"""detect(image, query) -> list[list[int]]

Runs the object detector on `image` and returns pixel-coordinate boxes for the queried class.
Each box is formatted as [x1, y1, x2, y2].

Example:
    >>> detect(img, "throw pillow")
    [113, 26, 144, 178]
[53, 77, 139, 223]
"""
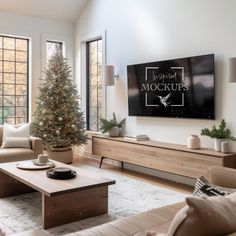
[193, 176, 236, 197]
[167, 205, 188, 236]
[174, 192, 236, 236]
[2, 123, 30, 148]
[2, 137, 31, 149]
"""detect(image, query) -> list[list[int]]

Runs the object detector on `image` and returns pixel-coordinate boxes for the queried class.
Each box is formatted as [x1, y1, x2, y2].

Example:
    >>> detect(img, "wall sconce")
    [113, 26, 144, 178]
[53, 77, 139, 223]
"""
[104, 65, 119, 86]
[229, 58, 236, 82]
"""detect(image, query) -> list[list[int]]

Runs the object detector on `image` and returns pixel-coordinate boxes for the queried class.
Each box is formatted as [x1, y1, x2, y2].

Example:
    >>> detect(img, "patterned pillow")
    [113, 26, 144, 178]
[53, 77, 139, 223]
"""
[193, 176, 236, 197]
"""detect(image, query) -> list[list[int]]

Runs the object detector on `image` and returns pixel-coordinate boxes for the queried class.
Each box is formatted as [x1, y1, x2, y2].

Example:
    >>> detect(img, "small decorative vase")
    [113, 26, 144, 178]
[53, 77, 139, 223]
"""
[213, 138, 225, 152]
[109, 127, 120, 137]
[221, 141, 230, 153]
[187, 135, 201, 149]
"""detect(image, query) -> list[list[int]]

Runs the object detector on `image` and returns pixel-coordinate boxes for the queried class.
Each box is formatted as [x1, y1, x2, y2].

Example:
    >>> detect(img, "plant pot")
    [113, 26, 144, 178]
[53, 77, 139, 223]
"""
[213, 138, 225, 152]
[47, 147, 73, 164]
[109, 127, 120, 137]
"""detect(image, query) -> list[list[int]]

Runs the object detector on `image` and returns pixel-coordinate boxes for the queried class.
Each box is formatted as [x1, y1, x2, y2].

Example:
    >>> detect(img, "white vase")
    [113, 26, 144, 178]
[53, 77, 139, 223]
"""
[109, 127, 120, 137]
[221, 141, 230, 153]
[213, 138, 225, 152]
[187, 135, 201, 149]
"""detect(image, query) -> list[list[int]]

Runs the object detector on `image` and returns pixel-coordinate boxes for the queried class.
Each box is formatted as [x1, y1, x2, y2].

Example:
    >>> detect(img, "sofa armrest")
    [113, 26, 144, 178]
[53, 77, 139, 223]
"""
[208, 166, 236, 188]
[30, 136, 43, 158]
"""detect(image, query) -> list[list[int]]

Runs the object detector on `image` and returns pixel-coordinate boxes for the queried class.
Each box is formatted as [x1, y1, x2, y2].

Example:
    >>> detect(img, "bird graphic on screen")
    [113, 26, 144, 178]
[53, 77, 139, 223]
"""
[157, 93, 171, 107]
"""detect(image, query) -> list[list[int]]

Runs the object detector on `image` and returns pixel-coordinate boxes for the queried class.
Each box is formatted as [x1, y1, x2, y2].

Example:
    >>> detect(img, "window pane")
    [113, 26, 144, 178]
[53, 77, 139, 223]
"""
[16, 63, 27, 73]
[87, 39, 102, 131]
[16, 39, 27, 51]
[16, 96, 27, 106]
[16, 117, 27, 124]
[16, 74, 27, 84]
[4, 117, 15, 124]
[4, 50, 15, 61]
[0, 35, 28, 124]
[16, 51, 27, 62]
[4, 62, 15, 73]
[4, 96, 15, 106]
[16, 106, 27, 117]
[4, 38, 15, 50]
[4, 107, 15, 117]
[4, 73, 15, 83]
[16, 84, 27, 95]
[46, 41, 63, 64]
[4, 84, 15, 95]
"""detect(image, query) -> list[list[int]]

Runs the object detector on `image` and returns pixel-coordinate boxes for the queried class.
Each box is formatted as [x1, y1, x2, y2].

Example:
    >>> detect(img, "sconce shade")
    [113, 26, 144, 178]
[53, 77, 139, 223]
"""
[104, 65, 115, 86]
[229, 58, 236, 82]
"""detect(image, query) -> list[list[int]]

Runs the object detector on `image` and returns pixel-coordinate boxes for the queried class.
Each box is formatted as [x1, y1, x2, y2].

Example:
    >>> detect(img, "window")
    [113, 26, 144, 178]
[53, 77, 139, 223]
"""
[0, 35, 29, 124]
[86, 39, 102, 131]
[46, 41, 63, 64]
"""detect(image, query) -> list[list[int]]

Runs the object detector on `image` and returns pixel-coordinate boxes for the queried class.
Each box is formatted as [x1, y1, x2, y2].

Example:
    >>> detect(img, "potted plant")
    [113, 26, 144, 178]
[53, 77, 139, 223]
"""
[100, 113, 125, 137]
[201, 119, 234, 151]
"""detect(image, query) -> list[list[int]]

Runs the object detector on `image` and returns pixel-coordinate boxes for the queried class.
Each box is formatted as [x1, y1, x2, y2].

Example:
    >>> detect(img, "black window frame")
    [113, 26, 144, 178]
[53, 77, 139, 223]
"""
[0, 35, 29, 124]
[86, 38, 102, 131]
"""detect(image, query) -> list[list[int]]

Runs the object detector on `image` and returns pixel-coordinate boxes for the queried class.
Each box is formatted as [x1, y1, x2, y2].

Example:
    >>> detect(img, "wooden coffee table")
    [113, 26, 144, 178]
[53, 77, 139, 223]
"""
[0, 160, 115, 229]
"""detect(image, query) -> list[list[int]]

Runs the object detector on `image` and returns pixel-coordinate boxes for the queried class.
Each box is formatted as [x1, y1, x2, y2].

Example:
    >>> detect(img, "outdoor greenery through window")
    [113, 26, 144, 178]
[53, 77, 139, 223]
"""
[46, 41, 63, 64]
[0, 35, 29, 124]
[86, 39, 102, 131]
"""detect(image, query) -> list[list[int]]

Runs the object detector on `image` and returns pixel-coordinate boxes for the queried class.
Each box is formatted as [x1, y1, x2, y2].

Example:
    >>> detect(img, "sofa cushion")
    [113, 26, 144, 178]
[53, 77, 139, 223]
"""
[2, 137, 31, 149]
[0, 148, 35, 163]
[2, 123, 30, 147]
[175, 193, 236, 236]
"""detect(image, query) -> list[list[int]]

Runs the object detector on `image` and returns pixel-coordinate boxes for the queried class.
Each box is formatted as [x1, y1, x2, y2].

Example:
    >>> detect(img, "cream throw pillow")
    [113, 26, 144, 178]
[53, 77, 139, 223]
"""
[2, 137, 31, 149]
[174, 192, 236, 236]
[2, 123, 30, 148]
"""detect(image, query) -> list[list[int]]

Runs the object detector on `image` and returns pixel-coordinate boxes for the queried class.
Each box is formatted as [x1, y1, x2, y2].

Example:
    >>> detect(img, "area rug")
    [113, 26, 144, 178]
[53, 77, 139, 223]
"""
[0, 163, 188, 235]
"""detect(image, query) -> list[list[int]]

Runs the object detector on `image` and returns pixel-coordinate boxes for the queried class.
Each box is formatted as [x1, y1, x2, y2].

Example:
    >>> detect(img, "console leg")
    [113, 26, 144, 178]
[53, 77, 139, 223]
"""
[99, 156, 105, 168]
[121, 161, 124, 170]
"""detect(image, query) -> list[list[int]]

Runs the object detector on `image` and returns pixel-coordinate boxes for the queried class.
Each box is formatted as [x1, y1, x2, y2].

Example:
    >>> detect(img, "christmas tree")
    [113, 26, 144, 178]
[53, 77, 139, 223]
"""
[31, 51, 87, 150]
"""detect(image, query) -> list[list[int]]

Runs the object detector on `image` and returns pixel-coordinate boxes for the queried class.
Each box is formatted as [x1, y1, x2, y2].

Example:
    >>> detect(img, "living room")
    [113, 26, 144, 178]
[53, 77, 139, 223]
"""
[0, 0, 236, 235]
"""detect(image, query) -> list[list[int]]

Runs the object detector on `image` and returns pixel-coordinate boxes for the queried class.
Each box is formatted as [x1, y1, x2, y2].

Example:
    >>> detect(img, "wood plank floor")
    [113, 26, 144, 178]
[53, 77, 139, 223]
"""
[73, 154, 193, 194]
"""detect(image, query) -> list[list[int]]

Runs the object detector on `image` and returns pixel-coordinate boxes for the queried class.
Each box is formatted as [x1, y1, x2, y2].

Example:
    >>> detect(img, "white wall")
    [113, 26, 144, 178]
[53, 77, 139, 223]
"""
[0, 12, 75, 116]
[75, 0, 236, 152]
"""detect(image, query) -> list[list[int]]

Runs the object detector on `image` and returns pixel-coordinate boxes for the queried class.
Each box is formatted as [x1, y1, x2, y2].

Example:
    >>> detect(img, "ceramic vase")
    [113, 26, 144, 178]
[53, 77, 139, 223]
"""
[213, 138, 225, 152]
[221, 141, 230, 153]
[187, 135, 201, 149]
[109, 127, 120, 137]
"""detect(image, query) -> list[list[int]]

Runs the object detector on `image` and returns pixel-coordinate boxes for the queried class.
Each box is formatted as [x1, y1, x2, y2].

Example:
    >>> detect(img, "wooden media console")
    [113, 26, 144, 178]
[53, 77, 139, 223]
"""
[92, 135, 236, 179]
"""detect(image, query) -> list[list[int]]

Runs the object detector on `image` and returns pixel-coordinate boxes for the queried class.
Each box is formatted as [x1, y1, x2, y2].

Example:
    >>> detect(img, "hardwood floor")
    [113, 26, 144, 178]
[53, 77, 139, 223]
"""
[73, 154, 193, 194]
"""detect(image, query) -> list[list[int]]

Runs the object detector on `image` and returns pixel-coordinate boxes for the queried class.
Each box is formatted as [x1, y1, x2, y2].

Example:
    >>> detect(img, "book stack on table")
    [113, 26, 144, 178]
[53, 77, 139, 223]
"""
[124, 134, 149, 141]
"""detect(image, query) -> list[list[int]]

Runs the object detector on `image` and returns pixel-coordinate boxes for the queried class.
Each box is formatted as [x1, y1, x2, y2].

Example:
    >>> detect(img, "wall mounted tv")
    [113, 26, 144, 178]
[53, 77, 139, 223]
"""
[127, 54, 215, 119]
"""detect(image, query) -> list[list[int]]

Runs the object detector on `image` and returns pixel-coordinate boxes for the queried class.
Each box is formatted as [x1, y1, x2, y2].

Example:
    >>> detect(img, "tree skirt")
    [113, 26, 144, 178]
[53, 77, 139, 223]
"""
[0, 164, 188, 235]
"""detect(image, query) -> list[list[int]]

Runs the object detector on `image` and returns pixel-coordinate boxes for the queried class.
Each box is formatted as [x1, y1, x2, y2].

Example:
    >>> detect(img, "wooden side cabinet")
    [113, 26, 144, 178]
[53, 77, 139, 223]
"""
[92, 135, 236, 179]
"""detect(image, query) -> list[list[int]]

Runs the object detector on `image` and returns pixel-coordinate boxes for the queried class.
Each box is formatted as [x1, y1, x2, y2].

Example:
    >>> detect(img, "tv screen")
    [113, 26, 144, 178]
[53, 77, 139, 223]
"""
[127, 54, 215, 119]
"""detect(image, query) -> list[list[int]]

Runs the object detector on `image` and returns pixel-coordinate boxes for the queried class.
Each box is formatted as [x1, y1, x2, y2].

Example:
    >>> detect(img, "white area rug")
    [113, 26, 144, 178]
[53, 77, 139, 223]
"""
[0, 163, 188, 235]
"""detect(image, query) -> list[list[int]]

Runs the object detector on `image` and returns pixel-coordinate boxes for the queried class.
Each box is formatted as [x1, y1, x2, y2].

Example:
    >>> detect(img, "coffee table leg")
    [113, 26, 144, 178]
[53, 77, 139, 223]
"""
[0, 171, 35, 197]
[42, 186, 108, 229]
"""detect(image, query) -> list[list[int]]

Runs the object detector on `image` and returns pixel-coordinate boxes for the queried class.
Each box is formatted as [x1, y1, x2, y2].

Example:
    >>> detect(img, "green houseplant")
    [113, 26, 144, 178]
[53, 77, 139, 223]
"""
[201, 119, 234, 151]
[100, 113, 126, 137]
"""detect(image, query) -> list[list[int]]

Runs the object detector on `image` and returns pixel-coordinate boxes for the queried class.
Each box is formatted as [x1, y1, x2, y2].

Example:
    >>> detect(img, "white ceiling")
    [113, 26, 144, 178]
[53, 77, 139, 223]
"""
[0, 0, 89, 23]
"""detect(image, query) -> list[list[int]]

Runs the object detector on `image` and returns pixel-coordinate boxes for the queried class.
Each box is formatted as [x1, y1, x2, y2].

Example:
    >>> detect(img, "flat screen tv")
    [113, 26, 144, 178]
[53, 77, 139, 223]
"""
[127, 54, 215, 119]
